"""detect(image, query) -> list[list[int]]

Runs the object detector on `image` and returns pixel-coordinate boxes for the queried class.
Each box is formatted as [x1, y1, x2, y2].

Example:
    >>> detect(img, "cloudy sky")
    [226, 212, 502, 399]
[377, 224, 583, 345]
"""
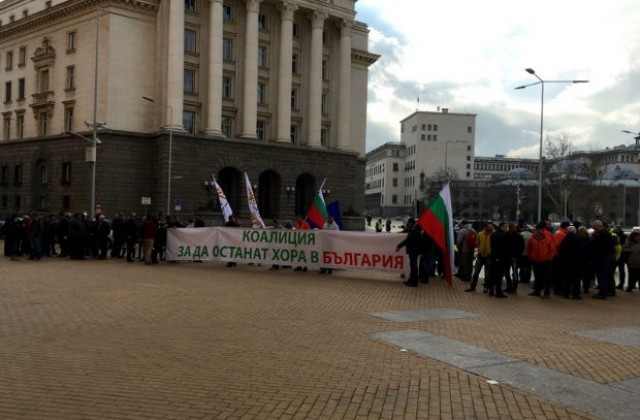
[355, 0, 640, 158]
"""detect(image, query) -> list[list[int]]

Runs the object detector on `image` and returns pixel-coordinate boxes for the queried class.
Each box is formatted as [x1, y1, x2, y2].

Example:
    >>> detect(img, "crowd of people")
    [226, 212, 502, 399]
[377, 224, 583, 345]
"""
[396, 217, 637, 300]
[1, 212, 188, 265]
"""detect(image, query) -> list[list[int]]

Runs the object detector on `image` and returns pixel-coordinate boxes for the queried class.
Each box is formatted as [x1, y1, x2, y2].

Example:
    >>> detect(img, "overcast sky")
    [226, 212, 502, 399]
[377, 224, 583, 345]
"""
[355, 0, 640, 158]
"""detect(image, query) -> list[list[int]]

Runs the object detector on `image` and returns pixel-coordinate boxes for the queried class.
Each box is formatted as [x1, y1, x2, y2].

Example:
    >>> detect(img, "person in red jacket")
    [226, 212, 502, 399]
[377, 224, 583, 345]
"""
[527, 221, 555, 298]
[141, 215, 158, 265]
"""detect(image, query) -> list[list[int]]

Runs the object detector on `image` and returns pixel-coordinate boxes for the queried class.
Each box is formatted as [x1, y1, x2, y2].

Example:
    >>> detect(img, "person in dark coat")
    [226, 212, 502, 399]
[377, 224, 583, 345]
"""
[124, 212, 139, 262]
[488, 222, 509, 298]
[111, 213, 125, 258]
[68, 213, 86, 260]
[95, 215, 111, 259]
[396, 218, 422, 287]
[557, 226, 584, 299]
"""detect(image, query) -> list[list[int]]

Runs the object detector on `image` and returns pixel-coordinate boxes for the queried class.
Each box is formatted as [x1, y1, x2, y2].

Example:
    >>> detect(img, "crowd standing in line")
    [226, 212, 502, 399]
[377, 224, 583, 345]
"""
[3, 210, 638, 299]
[395, 215, 636, 300]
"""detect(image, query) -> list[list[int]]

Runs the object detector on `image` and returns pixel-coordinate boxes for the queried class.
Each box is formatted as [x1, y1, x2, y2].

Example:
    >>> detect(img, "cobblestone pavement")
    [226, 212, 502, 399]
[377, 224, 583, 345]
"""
[1, 253, 639, 420]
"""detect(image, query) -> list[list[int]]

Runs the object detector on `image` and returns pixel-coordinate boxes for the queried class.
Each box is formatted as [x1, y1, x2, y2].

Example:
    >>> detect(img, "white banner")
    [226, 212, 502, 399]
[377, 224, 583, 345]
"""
[166, 228, 407, 272]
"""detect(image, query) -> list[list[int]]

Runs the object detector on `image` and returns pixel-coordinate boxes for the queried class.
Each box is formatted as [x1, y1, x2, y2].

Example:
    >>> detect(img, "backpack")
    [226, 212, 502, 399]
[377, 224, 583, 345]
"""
[466, 228, 477, 248]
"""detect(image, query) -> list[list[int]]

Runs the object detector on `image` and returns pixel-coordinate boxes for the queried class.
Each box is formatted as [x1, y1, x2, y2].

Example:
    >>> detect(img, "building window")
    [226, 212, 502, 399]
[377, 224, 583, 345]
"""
[468, 126, 472, 133]
[185, 0, 196, 12]
[322, 59, 329, 80]
[258, 14, 267, 30]
[321, 93, 328, 115]
[392, 195, 398, 204]
[183, 110, 196, 134]
[421, 134, 425, 141]
[62, 195, 71, 209]
[62, 162, 72, 185]
[221, 116, 231, 137]
[222, 38, 233, 60]
[16, 114, 24, 139]
[65, 66, 75, 90]
[184, 68, 196, 93]
[290, 126, 297, 144]
[433, 134, 437, 141]
[392, 178, 398, 187]
[467, 145, 471, 151]
[67, 31, 76, 52]
[421, 124, 426, 130]
[14, 164, 22, 185]
[0, 165, 8, 185]
[256, 120, 266, 141]
[292, 22, 299, 37]
[320, 127, 328, 146]
[291, 89, 298, 110]
[222, 75, 232, 98]
[5, 51, 13, 71]
[223, 4, 232, 21]
[64, 106, 74, 132]
[433, 124, 438, 131]
[322, 30, 328, 45]
[185, 29, 197, 54]
[257, 83, 266, 104]
[292, 53, 299, 74]
[393, 162, 398, 172]
[39, 69, 49, 92]
[39, 112, 48, 136]
[4, 82, 11, 103]
[3, 115, 10, 140]
[17, 78, 25, 100]
[18, 46, 26, 66]
[39, 196, 47, 211]
[14, 195, 21, 208]
[22, 9, 28, 18]
[258, 45, 267, 68]
[39, 164, 48, 184]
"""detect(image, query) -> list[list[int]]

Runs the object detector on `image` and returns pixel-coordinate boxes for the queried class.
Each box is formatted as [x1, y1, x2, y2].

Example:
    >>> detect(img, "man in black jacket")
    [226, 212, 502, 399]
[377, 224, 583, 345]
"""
[489, 222, 509, 298]
[396, 218, 422, 287]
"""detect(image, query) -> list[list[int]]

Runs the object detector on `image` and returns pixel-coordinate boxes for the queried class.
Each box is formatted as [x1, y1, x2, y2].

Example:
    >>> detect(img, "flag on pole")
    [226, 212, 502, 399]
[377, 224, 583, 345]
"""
[212, 175, 233, 223]
[305, 179, 329, 229]
[417, 183, 455, 286]
[244, 172, 266, 228]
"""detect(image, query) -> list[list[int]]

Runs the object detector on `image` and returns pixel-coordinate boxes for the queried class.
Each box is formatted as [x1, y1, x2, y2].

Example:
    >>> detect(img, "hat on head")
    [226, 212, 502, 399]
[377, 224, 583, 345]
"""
[536, 221, 546, 229]
[560, 221, 571, 228]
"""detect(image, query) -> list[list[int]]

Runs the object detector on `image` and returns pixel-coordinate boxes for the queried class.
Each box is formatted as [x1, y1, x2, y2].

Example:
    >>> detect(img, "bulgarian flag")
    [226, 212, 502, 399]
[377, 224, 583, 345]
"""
[417, 183, 455, 286]
[305, 180, 329, 229]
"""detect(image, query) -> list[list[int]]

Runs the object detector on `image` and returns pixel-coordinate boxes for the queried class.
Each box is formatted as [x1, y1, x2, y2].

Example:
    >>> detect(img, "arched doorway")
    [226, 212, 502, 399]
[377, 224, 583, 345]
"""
[258, 170, 280, 219]
[218, 167, 242, 217]
[295, 173, 316, 217]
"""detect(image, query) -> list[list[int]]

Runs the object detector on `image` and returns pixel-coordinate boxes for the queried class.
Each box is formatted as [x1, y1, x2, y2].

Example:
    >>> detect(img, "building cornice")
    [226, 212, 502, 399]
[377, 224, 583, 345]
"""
[352, 48, 379, 67]
[0, 0, 158, 40]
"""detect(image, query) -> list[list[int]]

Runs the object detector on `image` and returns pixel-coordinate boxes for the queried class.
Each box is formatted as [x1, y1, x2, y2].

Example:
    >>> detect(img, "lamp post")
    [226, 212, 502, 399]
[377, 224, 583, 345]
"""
[143, 96, 174, 216]
[515, 68, 588, 222]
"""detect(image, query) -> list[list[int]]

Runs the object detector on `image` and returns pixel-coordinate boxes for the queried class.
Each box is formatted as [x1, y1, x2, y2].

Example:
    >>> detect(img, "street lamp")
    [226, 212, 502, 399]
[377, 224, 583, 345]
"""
[515, 68, 588, 222]
[142, 96, 174, 216]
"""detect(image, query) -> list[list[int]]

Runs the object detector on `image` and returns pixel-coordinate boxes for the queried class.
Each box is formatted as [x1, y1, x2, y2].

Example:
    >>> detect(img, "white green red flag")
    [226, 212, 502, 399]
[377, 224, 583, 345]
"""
[417, 183, 455, 286]
[212, 175, 233, 223]
[244, 172, 266, 228]
[305, 180, 329, 229]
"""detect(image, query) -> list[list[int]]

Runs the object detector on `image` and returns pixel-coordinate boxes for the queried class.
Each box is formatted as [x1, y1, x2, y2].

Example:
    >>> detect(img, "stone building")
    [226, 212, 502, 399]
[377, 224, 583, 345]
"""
[0, 0, 378, 227]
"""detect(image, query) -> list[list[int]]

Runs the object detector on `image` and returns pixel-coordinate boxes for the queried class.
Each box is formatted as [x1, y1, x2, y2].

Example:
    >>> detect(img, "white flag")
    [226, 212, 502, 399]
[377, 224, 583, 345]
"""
[244, 172, 266, 228]
[212, 175, 233, 223]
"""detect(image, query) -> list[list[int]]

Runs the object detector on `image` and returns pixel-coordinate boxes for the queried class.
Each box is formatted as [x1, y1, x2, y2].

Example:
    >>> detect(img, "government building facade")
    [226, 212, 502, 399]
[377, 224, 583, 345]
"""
[0, 0, 378, 227]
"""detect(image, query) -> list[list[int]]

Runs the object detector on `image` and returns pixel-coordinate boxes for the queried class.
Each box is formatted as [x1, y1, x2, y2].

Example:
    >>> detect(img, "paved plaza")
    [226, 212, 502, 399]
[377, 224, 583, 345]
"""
[1, 252, 639, 419]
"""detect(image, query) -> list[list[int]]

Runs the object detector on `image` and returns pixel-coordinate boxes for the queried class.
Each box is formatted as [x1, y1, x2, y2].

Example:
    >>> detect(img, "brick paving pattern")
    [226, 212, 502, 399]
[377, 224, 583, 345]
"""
[1, 254, 638, 419]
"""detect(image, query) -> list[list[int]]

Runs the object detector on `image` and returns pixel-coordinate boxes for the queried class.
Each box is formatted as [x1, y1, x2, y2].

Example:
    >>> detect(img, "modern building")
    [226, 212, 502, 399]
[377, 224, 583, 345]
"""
[365, 108, 477, 217]
[0, 0, 379, 227]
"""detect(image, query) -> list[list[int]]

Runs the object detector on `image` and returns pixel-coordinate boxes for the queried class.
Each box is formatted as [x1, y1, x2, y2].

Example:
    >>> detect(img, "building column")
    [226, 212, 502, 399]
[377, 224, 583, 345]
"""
[275, 1, 298, 143]
[167, 0, 185, 129]
[204, 0, 224, 136]
[306, 11, 327, 147]
[240, 0, 261, 139]
[336, 19, 353, 150]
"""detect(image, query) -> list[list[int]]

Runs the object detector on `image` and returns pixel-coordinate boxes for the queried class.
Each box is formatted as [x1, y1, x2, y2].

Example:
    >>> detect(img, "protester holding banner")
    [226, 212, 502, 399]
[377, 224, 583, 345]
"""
[225, 215, 239, 267]
[396, 218, 422, 287]
[320, 216, 339, 275]
[293, 215, 310, 272]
